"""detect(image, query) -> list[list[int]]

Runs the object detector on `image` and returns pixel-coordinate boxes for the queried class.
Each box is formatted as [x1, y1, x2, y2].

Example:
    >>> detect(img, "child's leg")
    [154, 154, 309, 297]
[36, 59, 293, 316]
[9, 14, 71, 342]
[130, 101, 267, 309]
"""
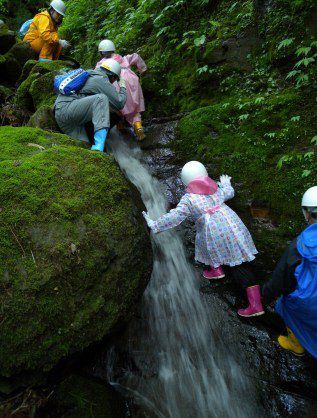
[127, 113, 145, 141]
[229, 262, 264, 317]
[229, 262, 254, 289]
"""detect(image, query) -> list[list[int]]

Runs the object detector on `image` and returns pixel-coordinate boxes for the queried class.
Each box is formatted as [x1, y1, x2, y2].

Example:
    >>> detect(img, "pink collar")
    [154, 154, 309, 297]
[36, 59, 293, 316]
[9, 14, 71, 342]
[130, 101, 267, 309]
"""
[186, 176, 218, 195]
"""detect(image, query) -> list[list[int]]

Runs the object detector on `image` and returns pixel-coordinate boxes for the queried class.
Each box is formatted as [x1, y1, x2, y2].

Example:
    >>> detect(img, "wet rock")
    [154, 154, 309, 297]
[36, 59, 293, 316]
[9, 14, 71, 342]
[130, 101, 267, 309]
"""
[204, 28, 262, 71]
[201, 284, 317, 416]
[0, 42, 36, 84]
[0, 21, 16, 55]
[0, 126, 152, 382]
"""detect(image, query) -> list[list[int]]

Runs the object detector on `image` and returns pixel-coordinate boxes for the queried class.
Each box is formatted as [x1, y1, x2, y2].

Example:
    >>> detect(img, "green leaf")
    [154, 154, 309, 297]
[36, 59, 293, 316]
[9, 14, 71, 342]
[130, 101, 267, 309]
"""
[254, 97, 264, 104]
[304, 151, 314, 159]
[264, 132, 276, 138]
[296, 46, 311, 56]
[295, 57, 315, 67]
[238, 114, 249, 121]
[286, 70, 300, 79]
[290, 116, 300, 122]
[311, 136, 317, 145]
[277, 155, 292, 169]
[277, 38, 294, 50]
[302, 170, 311, 178]
[194, 35, 206, 47]
[196, 65, 209, 74]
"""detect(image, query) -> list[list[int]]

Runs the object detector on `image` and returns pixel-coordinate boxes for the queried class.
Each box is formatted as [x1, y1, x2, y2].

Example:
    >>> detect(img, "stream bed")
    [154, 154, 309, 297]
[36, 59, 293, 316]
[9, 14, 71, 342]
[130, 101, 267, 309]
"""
[87, 122, 317, 418]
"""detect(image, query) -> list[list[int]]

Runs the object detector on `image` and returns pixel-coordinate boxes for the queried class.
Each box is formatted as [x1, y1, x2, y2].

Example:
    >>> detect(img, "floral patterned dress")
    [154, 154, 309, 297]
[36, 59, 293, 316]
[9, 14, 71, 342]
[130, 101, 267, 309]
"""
[151, 184, 258, 267]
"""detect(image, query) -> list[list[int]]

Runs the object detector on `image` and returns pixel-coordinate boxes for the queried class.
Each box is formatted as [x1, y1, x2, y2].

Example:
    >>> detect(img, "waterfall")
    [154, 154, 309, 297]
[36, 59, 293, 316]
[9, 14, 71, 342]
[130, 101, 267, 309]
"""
[108, 131, 258, 418]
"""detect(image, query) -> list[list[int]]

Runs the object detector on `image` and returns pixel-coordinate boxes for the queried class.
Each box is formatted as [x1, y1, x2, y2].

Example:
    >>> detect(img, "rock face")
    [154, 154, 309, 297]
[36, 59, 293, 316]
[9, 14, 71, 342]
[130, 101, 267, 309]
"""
[14, 60, 75, 129]
[0, 42, 36, 84]
[0, 21, 16, 54]
[0, 126, 152, 379]
[204, 28, 262, 71]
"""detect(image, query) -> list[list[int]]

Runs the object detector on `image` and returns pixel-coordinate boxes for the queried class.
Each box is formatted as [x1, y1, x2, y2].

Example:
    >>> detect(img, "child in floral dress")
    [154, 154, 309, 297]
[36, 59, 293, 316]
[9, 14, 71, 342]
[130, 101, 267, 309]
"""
[143, 161, 265, 317]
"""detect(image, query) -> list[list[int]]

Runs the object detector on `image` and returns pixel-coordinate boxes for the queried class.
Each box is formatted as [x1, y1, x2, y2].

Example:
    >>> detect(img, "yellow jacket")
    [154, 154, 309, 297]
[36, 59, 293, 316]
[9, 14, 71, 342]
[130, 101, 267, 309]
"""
[24, 11, 59, 45]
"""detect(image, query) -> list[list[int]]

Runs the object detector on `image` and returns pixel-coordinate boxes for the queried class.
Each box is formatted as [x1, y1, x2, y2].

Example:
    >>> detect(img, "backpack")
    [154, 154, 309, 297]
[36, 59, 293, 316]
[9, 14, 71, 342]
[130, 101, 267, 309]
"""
[19, 19, 33, 39]
[54, 68, 90, 95]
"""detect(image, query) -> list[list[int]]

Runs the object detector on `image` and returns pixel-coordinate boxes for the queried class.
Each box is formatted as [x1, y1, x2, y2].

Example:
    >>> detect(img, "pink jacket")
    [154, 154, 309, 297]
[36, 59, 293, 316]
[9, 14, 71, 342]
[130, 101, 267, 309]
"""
[96, 53, 147, 118]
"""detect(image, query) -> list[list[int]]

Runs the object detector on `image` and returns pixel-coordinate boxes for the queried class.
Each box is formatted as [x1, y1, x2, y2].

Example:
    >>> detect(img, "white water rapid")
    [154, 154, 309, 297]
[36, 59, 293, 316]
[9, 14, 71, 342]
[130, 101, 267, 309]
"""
[108, 131, 259, 418]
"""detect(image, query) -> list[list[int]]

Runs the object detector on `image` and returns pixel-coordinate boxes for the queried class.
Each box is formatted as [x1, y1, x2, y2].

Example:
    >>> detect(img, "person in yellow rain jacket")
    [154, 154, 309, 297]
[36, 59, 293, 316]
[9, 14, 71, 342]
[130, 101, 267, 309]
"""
[24, 0, 70, 62]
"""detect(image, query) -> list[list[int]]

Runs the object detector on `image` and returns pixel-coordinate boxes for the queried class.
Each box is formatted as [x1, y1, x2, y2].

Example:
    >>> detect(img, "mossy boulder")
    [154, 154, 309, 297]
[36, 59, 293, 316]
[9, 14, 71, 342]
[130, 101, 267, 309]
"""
[0, 21, 15, 54]
[175, 88, 316, 269]
[27, 105, 60, 131]
[15, 60, 72, 113]
[0, 42, 36, 84]
[0, 126, 151, 379]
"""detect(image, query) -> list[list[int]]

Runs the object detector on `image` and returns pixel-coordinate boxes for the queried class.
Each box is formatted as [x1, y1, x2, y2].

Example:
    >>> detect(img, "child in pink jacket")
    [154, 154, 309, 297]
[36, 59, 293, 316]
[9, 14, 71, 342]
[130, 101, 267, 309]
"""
[96, 39, 147, 140]
[143, 161, 265, 318]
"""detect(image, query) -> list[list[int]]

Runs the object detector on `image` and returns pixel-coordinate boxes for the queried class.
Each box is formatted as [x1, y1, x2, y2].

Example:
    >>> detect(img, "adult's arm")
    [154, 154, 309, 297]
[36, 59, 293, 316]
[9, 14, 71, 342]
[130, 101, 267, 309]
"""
[93, 76, 127, 110]
[261, 238, 300, 305]
[38, 14, 59, 44]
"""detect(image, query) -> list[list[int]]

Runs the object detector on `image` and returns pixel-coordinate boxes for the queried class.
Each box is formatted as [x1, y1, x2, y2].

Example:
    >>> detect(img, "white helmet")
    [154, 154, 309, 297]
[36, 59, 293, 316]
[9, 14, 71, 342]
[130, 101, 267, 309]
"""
[302, 186, 317, 220]
[50, 0, 66, 16]
[181, 161, 208, 185]
[98, 39, 116, 53]
[100, 58, 121, 79]
[302, 186, 317, 207]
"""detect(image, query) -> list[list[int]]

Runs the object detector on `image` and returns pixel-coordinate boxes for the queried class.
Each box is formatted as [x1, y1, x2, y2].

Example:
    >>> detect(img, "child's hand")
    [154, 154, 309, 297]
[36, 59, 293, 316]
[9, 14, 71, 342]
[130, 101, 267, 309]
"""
[142, 211, 155, 229]
[219, 174, 232, 186]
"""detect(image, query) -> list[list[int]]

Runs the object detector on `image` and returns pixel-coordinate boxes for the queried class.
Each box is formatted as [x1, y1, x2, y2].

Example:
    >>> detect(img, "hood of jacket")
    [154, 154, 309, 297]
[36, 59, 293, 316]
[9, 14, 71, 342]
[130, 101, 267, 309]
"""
[297, 222, 317, 263]
[186, 176, 218, 195]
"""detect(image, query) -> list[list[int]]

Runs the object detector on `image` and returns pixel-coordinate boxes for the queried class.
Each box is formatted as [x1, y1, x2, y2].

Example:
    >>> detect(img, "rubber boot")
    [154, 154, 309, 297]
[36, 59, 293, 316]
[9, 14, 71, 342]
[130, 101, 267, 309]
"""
[133, 121, 146, 141]
[278, 328, 305, 356]
[238, 285, 265, 317]
[203, 266, 225, 280]
[91, 128, 109, 152]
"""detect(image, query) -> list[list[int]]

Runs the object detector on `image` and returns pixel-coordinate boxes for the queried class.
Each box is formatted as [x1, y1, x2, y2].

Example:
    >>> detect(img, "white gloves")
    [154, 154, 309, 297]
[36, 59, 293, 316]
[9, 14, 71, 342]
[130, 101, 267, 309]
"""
[219, 174, 232, 187]
[118, 78, 126, 89]
[59, 39, 70, 49]
[142, 211, 155, 229]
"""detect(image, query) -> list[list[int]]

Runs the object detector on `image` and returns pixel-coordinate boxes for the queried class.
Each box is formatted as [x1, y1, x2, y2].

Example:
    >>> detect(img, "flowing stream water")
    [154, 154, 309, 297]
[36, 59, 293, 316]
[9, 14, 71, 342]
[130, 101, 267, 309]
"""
[108, 132, 259, 418]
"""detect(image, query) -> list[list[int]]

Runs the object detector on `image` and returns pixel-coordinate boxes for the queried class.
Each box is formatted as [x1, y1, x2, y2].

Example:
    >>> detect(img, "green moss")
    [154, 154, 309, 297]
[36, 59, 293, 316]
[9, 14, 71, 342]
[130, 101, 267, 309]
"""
[0, 126, 151, 378]
[175, 88, 316, 267]
[15, 60, 72, 112]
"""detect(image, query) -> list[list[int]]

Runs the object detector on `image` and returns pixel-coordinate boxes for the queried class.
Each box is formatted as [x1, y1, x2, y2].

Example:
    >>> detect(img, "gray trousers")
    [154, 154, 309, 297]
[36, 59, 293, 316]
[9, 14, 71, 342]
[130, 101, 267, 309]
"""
[55, 94, 110, 143]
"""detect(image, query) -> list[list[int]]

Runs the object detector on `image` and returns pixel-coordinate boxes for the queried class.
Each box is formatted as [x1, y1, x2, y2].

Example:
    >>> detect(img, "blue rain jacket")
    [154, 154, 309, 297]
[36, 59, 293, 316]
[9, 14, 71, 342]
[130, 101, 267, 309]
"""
[276, 223, 317, 358]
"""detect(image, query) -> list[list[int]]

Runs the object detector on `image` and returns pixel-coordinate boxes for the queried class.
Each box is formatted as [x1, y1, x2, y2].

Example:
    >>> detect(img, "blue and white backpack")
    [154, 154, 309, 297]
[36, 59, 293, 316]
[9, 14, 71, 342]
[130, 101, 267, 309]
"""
[19, 19, 33, 39]
[54, 68, 90, 95]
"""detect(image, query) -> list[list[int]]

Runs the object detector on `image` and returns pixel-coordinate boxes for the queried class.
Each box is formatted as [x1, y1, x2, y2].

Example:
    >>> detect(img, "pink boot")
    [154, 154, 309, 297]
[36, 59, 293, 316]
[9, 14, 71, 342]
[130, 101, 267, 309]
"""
[203, 266, 225, 280]
[238, 285, 265, 317]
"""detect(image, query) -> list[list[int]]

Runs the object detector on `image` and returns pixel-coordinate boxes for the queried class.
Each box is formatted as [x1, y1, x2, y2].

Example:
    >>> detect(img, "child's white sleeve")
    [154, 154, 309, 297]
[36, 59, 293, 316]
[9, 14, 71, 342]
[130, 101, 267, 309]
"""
[151, 196, 191, 233]
[219, 184, 234, 202]
[218, 175, 235, 202]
